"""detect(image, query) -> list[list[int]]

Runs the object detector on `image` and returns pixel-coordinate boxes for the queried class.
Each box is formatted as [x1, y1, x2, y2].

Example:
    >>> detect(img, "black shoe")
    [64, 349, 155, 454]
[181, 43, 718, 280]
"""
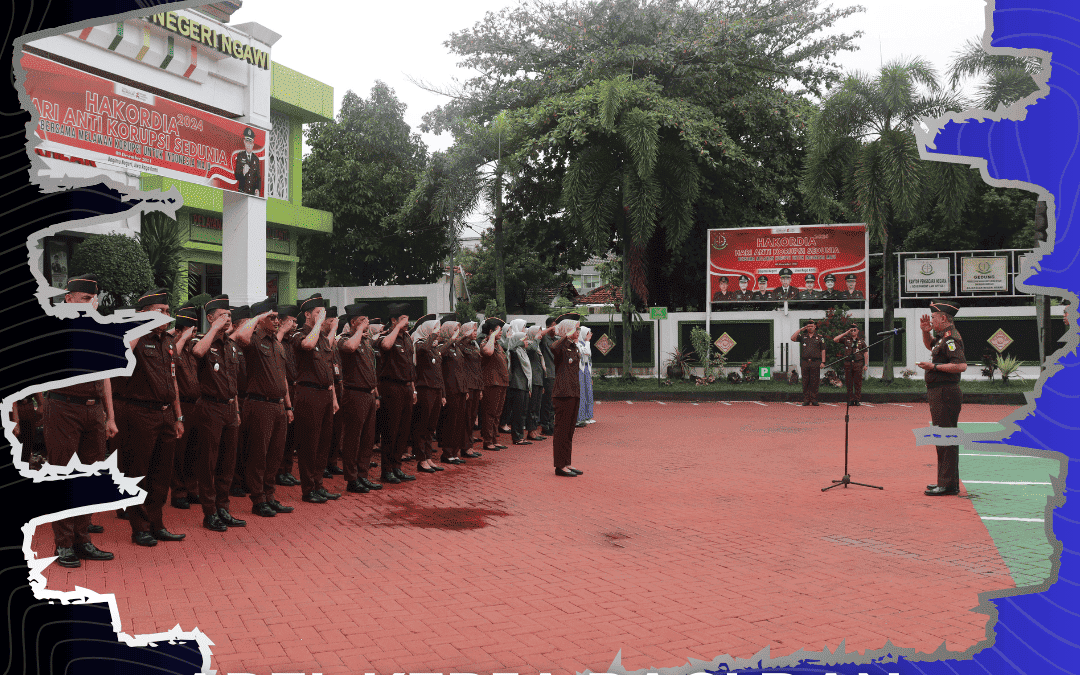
[75, 542, 115, 560]
[542, 428, 555, 436]
[327, 464, 344, 475]
[346, 480, 370, 493]
[473, 437, 482, 443]
[87, 524, 104, 534]
[430, 464, 445, 471]
[116, 508, 127, 519]
[532, 435, 548, 441]
[284, 473, 300, 485]
[132, 531, 158, 546]
[171, 497, 190, 510]
[370, 460, 379, 468]
[513, 440, 532, 445]
[924, 486, 960, 496]
[153, 528, 186, 541]
[55, 547, 80, 568]
[575, 422, 587, 428]
[494, 444, 508, 449]
[811, 402, 820, 406]
[229, 485, 246, 498]
[393, 468, 416, 482]
[315, 487, 341, 500]
[401, 454, 416, 462]
[252, 502, 277, 517]
[567, 467, 583, 475]
[380, 472, 401, 484]
[555, 468, 577, 477]
[302, 490, 328, 503]
[927, 484, 938, 490]
[850, 401, 861, 406]
[275, 474, 294, 486]
[801, 402, 812, 406]
[358, 477, 383, 490]
[323, 468, 334, 478]
[217, 508, 247, 527]
[267, 499, 294, 513]
[417, 463, 438, 473]
[463, 451, 482, 458]
[202, 513, 228, 532]
[187, 494, 201, 504]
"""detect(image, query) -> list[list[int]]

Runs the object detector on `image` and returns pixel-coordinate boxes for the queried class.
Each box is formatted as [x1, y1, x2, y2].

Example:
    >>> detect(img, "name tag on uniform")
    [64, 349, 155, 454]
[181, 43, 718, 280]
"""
[144, 343, 157, 349]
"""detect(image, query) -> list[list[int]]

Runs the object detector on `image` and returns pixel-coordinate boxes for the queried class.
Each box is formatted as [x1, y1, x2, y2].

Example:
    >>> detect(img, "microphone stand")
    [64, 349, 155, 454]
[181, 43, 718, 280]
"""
[820, 331, 899, 492]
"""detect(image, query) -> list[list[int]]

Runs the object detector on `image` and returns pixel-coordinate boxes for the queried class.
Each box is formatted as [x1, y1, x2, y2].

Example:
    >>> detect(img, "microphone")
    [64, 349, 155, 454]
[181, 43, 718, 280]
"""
[877, 326, 906, 336]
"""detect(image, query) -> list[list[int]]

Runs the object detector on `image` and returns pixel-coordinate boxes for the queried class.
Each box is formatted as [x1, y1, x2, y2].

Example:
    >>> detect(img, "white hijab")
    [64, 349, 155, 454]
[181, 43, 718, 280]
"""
[555, 318, 579, 338]
[577, 326, 592, 371]
[507, 330, 532, 389]
[411, 319, 440, 342]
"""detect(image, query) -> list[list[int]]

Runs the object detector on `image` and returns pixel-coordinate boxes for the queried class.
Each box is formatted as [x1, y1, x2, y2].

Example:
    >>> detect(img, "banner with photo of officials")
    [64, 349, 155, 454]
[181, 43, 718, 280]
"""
[707, 224, 868, 307]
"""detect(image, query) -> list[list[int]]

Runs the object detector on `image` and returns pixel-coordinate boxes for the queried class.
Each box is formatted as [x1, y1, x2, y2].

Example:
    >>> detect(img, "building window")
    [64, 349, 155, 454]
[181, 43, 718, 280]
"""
[583, 274, 600, 292]
[267, 111, 290, 200]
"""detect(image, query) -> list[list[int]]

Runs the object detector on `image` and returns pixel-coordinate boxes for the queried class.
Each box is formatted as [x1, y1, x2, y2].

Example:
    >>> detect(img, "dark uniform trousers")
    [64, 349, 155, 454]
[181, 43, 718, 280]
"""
[441, 391, 467, 453]
[341, 389, 378, 483]
[506, 387, 529, 442]
[539, 377, 556, 433]
[378, 380, 413, 471]
[801, 359, 821, 403]
[928, 384, 962, 491]
[552, 396, 580, 467]
[170, 399, 199, 500]
[411, 387, 442, 461]
[117, 400, 177, 534]
[194, 398, 239, 516]
[279, 384, 298, 476]
[526, 384, 544, 432]
[330, 388, 345, 466]
[44, 398, 106, 548]
[466, 389, 482, 447]
[844, 363, 864, 402]
[481, 385, 507, 446]
[293, 385, 335, 494]
[232, 398, 250, 492]
[243, 398, 288, 505]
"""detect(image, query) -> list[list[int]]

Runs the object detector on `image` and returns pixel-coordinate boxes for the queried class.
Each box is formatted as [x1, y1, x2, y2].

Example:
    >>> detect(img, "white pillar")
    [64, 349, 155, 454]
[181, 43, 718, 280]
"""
[222, 190, 266, 305]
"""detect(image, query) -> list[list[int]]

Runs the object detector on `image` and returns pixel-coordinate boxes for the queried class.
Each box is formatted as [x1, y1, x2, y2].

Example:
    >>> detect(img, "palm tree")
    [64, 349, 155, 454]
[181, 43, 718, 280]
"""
[137, 210, 188, 307]
[802, 58, 971, 383]
[948, 37, 1043, 112]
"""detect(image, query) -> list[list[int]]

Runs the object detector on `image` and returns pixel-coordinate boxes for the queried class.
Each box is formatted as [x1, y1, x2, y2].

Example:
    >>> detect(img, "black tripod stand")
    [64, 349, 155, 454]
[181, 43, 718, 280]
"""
[820, 329, 897, 492]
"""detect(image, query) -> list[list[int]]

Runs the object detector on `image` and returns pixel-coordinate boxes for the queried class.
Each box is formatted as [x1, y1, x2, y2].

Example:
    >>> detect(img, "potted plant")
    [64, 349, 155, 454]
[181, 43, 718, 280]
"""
[666, 347, 692, 379]
[996, 354, 1022, 384]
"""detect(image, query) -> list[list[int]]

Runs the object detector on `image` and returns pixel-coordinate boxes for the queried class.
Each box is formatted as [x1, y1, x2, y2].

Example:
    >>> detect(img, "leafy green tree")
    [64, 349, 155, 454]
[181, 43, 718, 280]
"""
[69, 232, 155, 310]
[137, 211, 186, 308]
[801, 57, 971, 383]
[948, 36, 1043, 112]
[300, 83, 453, 286]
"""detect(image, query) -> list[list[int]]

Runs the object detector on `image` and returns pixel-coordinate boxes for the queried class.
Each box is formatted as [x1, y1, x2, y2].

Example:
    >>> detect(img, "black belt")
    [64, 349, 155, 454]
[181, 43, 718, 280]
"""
[247, 393, 285, 404]
[180, 397, 198, 404]
[202, 394, 235, 405]
[297, 381, 331, 389]
[119, 397, 171, 411]
[344, 385, 376, 393]
[46, 392, 100, 406]
[379, 377, 412, 385]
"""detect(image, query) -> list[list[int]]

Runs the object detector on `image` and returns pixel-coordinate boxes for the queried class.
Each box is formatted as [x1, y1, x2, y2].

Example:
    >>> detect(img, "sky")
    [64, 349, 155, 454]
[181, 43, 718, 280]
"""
[232, 0, 992, 232]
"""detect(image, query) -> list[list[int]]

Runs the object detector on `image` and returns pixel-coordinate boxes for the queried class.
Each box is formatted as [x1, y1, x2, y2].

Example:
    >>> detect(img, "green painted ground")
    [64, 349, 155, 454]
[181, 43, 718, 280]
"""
[959, 422, 1061, 589]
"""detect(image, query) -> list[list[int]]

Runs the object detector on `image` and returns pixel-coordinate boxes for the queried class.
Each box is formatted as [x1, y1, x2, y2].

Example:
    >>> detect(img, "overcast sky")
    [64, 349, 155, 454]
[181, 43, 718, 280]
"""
[232, 0, 991, 232]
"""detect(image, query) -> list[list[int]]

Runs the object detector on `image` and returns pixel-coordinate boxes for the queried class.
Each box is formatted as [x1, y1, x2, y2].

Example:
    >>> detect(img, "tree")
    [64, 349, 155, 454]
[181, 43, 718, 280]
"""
[802, 58, 971, 383]
[137, 210, 186, 308]
[69, 232, 155, 310]
[948, 36, 1043, 112]
[299, 83, 453, 287]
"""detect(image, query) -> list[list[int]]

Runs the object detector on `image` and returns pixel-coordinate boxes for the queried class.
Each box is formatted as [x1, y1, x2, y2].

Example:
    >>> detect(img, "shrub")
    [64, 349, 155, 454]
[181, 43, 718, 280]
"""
[69, 232, 155, 310]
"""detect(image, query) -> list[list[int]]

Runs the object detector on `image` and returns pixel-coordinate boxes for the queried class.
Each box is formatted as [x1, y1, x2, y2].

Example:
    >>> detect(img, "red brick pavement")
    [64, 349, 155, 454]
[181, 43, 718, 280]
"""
[32, 401, 1015, 674]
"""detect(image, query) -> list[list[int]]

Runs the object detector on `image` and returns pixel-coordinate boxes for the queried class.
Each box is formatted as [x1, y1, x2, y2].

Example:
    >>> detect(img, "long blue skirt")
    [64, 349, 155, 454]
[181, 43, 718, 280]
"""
[578, 368, 594, 422]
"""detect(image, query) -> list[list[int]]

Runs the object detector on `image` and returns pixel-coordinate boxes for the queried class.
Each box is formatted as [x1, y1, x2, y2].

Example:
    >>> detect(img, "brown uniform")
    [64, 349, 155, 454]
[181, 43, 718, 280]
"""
[797, 333, 826, 403]
[171, 337, 201, 502]
[194, 335, 241, 516]
[289, 328, 336, 494]
[278, 327, 301, 477]
[377, 329, 415, 473]
[441, 342, 469, 453]
[550, 336, 581, 467]
[338, 333, 380, 483]
[412, 337, 445, 461]
[926, 329, 966, 492]
[242, 326, 291, 505]
[461, 341, 484, 449]
[116, 330, 179, 535]
[480, 340, 509, 446]
[44, 379, 107, 548]
[841, 335, 868, 403]
[329, 341, 345, 468]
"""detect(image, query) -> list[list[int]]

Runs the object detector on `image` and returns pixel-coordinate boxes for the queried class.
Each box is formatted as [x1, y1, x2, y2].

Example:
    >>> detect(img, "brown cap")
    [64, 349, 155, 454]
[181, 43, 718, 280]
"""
[929, 300, 959, 318]
[137, 288, 170, 309]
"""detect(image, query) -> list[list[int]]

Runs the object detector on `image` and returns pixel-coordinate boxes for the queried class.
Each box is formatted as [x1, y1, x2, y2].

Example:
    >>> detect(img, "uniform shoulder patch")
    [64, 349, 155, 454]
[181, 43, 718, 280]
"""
[947, 340, 956, 351]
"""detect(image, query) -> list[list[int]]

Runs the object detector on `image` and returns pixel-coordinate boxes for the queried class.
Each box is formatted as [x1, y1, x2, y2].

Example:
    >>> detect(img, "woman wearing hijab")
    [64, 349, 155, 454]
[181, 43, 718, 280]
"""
[525, 325, 549, 441]
[551, 314, 583, 477]
[499, 319, 528, 432]
[505, 328, 533, 445]
[577, 326, 595, 426]
[480, 317, 509, 451]
[459, 321, 484, 458]
[410, 315, 445, 474]
[438, 320, 470, 464]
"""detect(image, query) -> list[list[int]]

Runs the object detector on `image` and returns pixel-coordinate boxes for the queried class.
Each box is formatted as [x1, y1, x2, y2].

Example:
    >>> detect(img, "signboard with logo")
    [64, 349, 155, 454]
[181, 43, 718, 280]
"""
[707, 224, 867, 306]
[22, 52, 267, 198]
[904, 257, 951, 293]
[961, 256, 1009, 292]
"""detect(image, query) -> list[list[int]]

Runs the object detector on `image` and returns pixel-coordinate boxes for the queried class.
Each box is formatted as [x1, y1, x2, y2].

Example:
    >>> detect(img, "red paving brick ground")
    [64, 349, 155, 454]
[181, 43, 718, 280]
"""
[32, 401, 1015, 674]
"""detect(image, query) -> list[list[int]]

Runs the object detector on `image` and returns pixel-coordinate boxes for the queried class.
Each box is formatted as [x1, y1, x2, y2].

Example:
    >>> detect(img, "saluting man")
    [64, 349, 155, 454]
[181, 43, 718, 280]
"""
[45, 274, 118, 568]
[834, 326, 869, 405]
[377, 303, 418, 484]
[917, 301, 967, 496]
[337, 303, 384, 493]
[169, 301, 201, 511]
[791, 319, 826, 406]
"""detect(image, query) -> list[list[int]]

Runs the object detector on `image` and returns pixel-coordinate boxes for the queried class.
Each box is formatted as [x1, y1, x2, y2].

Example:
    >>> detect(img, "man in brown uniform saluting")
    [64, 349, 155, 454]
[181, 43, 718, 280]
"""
[119, 288, 185, 547]
[917, 301, 967, 496]
[377, 303, 417, 484]
[235, 299, 295, 517]
[337, 303, 383, 493]
[170, 301, 201, 510]
[480, 317, 509, 451]
[290, 294, 341, 503]
[834, 326, 869, 405]
[791, 319, 825, 406]
[45, 274, 118, 568]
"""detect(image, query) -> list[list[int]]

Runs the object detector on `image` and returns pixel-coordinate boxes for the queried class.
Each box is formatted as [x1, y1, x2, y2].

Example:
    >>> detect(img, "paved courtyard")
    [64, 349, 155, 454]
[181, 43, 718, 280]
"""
[32, 401, 1055, 675]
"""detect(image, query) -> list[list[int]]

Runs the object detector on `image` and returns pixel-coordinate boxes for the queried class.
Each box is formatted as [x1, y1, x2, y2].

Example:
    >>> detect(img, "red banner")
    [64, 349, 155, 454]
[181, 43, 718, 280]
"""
[708, 224, 867, 305]
[22, 52, 267, 197]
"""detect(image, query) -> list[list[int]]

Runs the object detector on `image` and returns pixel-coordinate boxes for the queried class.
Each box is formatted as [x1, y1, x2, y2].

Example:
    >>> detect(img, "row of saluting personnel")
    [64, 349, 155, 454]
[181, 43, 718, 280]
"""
[15, 275, 588, 569]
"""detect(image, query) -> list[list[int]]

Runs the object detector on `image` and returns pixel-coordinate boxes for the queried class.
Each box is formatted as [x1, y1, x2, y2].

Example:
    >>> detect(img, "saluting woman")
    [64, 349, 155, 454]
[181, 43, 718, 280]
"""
[577, 326, 595, 426]
[505, 328, 533, 445]
[438, 319, 470, 464]
[459, 321, 484, 458]
[551, 314, 583, 477]
[410, 315, 445, 474]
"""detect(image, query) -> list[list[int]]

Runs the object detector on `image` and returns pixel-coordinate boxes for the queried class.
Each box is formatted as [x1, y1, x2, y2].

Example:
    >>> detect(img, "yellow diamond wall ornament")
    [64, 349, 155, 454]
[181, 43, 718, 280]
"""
[594, 333, 615, 356]
[715, 332, 737, 354]
[987, 328, 1014, 353]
